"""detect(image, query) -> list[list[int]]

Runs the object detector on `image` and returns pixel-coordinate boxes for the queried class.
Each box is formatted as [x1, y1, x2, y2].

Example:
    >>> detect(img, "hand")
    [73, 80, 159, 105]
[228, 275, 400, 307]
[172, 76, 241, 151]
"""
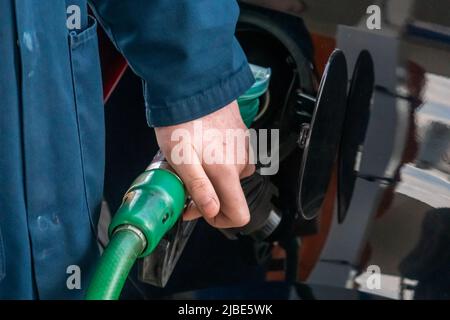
[155, 101, 255, 228]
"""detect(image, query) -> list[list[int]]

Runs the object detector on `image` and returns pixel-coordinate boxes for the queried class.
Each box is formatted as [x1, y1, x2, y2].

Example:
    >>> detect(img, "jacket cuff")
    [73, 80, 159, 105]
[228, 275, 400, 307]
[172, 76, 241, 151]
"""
[144, 63, 255, 127]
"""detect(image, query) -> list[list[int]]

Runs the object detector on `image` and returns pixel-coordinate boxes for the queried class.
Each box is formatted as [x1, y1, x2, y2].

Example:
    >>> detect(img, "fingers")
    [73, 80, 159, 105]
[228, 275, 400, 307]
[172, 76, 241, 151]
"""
[183, 165, 252, 228]
[170, 147, 252, 228]
[169, 148, 220, 220]
[203, 166, 250, 228]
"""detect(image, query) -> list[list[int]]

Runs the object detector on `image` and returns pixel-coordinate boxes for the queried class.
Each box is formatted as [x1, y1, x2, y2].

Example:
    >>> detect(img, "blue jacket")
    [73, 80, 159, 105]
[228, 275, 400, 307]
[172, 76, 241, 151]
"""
[0, 0, 253, 299]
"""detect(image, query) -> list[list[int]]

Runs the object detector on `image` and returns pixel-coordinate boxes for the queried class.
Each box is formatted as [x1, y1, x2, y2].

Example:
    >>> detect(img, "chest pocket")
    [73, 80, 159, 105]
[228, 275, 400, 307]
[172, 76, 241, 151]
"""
[68, 15, 105, 234]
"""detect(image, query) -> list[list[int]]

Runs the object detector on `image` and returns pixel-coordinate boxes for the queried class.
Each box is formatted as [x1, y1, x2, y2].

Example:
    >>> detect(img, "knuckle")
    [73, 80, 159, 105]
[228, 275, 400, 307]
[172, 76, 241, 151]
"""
[188, 177, 209, 194]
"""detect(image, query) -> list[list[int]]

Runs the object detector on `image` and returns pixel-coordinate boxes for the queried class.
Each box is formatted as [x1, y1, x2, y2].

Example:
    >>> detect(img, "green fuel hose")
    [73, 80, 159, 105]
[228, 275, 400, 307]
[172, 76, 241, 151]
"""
[86, 64, 271, 300]
[86, 228, 145, 300]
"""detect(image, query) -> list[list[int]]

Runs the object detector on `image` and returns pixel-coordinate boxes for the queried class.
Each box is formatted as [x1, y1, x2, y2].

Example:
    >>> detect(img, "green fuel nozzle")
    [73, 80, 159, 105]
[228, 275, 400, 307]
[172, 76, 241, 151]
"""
[86, 152, 186, 300]
[108, 152, 187, 257]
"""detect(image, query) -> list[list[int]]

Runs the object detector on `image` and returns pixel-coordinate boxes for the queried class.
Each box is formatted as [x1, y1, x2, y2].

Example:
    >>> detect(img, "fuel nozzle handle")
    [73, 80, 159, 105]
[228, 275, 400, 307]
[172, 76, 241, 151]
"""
[109, 151, 280, 260]
[149, 151, 281, 240]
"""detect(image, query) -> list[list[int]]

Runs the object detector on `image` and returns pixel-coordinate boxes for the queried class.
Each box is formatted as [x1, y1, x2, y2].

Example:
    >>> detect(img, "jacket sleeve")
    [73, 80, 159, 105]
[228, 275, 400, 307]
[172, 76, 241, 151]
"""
[88, 0, 254, 127]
